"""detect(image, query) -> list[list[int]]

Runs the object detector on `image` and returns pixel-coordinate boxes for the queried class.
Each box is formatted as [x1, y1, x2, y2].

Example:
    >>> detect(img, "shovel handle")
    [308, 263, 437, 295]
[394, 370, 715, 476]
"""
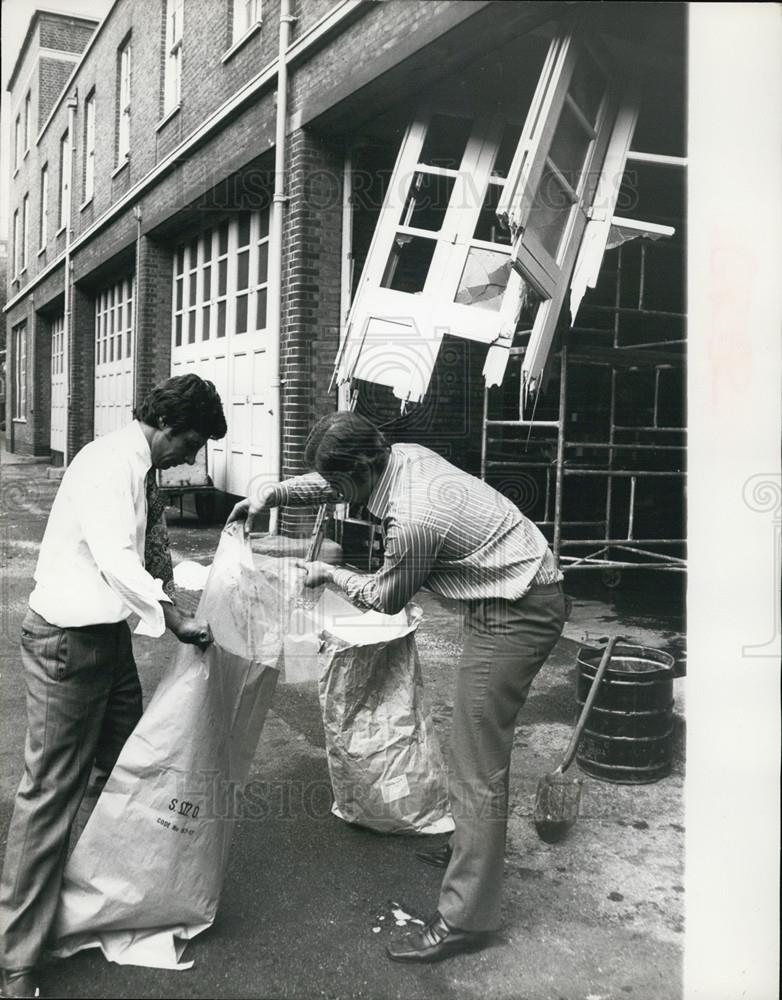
[305, 504, 328, 562]
[560, 634, 623, 773]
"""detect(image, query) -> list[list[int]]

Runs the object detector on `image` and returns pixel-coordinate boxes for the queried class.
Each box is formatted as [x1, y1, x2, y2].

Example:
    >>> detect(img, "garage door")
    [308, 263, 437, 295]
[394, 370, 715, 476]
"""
[50, 313, 66, 453]
[170, 210, 272, 496]
[94, 277, 135, 438]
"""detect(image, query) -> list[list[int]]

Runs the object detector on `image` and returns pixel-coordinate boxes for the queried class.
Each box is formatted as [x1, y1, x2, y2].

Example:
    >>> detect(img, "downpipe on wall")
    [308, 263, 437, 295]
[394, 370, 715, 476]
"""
[266, 0, 295, 535]
[62, 94, 77, 467]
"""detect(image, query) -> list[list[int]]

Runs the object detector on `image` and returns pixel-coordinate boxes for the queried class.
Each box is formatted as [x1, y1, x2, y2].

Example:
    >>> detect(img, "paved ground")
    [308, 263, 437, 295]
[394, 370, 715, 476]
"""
[0, 450, 686, 1000]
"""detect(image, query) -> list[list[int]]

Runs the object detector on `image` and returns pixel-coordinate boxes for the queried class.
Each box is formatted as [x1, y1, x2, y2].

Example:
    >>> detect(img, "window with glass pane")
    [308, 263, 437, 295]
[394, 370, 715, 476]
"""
[118, 42, 131, 161]
[84, 93, 96, 202]
[233, 0, 261, 42]
[59, 131, 70, 229]
[40, 165, 48, 248]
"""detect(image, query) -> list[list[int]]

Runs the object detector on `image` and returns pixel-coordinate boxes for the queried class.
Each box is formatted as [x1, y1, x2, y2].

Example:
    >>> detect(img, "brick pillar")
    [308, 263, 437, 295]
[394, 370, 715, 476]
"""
[279, 129, 344, 536]
[67, 283, 95, 458]
[135, 236, 173, 404]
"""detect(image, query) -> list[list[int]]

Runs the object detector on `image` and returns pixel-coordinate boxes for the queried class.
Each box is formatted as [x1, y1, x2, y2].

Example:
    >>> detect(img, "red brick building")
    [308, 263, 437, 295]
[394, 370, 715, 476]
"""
[4, 1, 687, 564]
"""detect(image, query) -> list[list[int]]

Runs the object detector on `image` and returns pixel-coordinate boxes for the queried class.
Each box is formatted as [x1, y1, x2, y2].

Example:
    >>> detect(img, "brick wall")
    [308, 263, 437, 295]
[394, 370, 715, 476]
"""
[67, 283, 96, 458]
[279, 128, 344, 536]
[135, 236, 173, 404]
[39, 57, 76, 125]
[39, 16, 97, 55]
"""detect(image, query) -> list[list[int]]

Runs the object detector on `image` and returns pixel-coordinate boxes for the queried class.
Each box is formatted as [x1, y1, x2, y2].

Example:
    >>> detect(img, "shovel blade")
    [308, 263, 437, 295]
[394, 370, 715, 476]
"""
[533, 773, 583, 843]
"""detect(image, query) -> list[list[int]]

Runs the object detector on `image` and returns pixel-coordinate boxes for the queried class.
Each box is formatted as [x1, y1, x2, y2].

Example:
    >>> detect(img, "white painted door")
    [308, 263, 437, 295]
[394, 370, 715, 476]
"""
[170, 210, 271, 496]
[94, 278, 135, 437]
[50, 313, 67, 453]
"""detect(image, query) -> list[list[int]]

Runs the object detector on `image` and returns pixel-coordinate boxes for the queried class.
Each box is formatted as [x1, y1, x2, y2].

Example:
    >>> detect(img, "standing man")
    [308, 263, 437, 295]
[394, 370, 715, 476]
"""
[228, 411, 567, 964]
[0, 374, 227, 998]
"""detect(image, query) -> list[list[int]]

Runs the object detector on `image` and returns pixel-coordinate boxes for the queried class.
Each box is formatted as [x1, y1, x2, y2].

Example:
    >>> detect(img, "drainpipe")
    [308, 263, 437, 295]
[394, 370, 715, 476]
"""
[266, 0, 294, 534]
[132, 206, 142, 409]
[62, 94, 77, 467]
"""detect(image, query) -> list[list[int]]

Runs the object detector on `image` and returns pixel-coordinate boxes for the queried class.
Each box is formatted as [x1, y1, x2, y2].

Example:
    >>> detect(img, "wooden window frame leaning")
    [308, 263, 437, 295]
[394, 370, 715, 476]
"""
[335, 23, 642, 409]
[336, 109, 523, 404]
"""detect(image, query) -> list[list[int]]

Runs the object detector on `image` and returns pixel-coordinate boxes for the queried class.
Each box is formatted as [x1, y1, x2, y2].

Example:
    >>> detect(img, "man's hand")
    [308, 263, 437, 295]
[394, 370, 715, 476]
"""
[226, 493, 277, 533]
[176, 618, 214, 650]
[297, 560, 334, 588]
[162, 602, 213, 650]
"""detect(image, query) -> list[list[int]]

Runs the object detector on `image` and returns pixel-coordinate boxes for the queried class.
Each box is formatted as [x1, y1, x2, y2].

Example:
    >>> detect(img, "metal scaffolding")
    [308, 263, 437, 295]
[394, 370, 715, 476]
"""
[481, 237, 686, 580]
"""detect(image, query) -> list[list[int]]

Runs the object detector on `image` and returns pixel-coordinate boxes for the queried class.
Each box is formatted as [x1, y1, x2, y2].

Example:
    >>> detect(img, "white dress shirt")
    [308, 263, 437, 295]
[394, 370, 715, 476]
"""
[29, 421, 172, 636]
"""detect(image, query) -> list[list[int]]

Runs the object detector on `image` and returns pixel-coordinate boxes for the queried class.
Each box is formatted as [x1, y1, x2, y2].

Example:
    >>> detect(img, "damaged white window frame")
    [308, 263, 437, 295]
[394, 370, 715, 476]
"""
[336, 110, 520, 404]
[336, 23, 645, 408]
[494, 30, 626, 401]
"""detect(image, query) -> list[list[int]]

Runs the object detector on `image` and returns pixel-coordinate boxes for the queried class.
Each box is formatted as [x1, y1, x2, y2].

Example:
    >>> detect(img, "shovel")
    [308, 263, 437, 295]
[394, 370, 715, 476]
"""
[533, 634, 621, 843]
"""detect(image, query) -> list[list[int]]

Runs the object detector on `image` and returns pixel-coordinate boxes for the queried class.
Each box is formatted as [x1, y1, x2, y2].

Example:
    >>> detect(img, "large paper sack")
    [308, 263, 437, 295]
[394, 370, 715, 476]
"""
[317, 592, 452, 835]
[51, 526, 302, 969]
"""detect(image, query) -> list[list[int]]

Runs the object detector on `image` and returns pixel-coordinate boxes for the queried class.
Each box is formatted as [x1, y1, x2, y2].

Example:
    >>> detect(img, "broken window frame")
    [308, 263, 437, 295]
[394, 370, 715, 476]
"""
[338, 110, 530, 402]
[337, 23, 636, 406]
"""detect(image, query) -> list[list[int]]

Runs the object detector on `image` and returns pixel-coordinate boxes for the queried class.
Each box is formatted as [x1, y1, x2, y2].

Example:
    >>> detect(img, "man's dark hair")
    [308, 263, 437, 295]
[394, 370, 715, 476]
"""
[134, 374, 227, 440]
[304, 412, 389, 478]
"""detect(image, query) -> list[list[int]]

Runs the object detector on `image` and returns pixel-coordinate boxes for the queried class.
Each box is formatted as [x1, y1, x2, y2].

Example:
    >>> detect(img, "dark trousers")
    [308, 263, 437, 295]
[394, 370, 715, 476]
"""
[0, 609, 142, 970]
[437, 583, 566, 931]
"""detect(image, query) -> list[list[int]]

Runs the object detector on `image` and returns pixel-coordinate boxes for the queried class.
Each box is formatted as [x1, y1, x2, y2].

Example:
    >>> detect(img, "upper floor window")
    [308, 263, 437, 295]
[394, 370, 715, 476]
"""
[24, 92, 32, 152]
[117, 40, 132, 161]
[164, 0, 184, 113]
[84, 92, 96, 202]
[21, 194, 29, 271]
[59, 130, 71, 230]
[40, 164, 49, 248]
[12, 210, 19, 277]
[232, 0, 261, 43]
[14, 115, 21, 170]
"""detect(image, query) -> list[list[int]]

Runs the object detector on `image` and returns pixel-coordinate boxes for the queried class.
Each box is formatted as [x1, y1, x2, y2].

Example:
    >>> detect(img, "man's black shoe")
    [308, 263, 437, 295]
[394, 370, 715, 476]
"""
[415, 843, 452, 869]
[386, 911, 489, 963]
[0, 968, 40, 998]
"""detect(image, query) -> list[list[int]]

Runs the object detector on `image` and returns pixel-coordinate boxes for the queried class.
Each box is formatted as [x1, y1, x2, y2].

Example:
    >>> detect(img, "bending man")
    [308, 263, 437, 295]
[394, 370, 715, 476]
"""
[0, 374, 227, 999]
[228, 411, 567, 964]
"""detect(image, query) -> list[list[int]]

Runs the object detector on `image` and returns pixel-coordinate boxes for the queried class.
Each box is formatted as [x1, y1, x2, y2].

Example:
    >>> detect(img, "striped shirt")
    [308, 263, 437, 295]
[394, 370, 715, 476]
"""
[268, 443, 561, 614]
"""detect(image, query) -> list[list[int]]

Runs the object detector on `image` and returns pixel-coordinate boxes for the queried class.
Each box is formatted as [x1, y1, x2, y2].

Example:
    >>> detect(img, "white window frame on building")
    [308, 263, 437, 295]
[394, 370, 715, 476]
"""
[13, 322, 27, 422]
[40, 164, 49, 249]
[164, 0, 184, 114]
[337, 24, 636, 407]
[59, 130, 71, 231]
[24, 91, 32, 153]
[12, 210, 19, 277]
[170, 208, 271, 496]
[50, 313, 67, 453]
[21, 194, 29, 272]
[14, 114, 21, 171]
[94, 277, 135, 437]
[232, 0, 261, 44]
[117, 39, 131, 162]
[83, 91, 96, 203]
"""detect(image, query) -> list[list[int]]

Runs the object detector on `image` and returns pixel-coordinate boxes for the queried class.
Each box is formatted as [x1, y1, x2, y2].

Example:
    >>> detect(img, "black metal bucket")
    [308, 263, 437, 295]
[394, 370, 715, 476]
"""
[575, 643, 676, 784]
